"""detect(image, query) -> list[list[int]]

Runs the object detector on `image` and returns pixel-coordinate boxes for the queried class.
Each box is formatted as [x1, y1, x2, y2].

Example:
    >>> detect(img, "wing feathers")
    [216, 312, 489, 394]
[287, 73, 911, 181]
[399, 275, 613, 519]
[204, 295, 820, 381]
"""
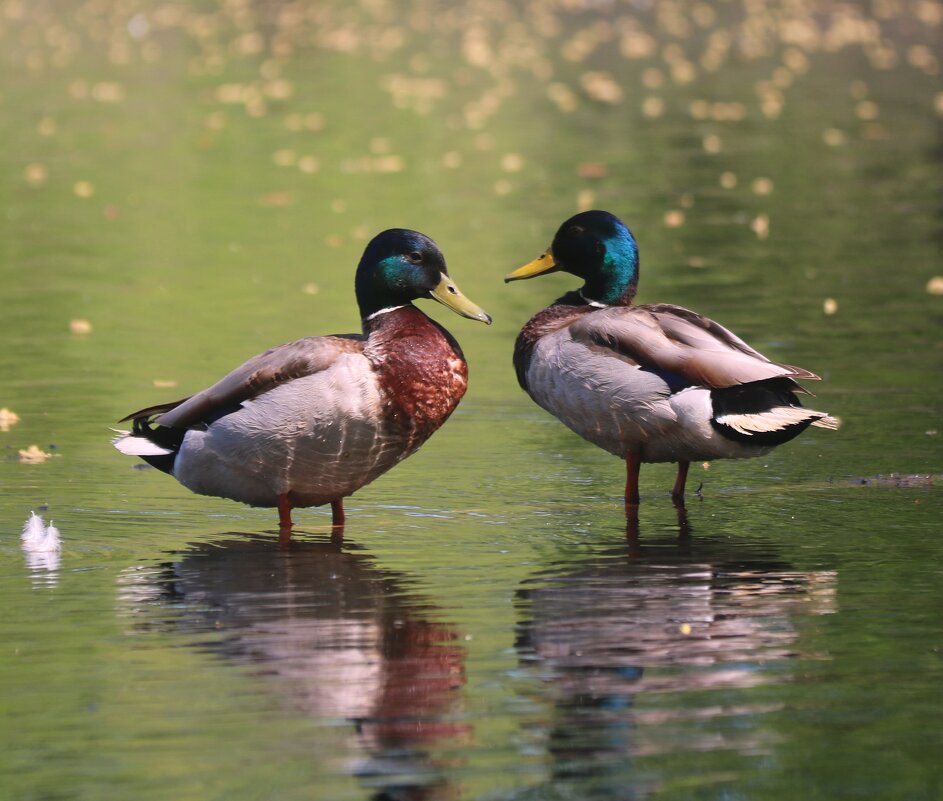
[570, 304, 819, 390]
[151, 334, 362, 429]
[117, 398, 189, 423]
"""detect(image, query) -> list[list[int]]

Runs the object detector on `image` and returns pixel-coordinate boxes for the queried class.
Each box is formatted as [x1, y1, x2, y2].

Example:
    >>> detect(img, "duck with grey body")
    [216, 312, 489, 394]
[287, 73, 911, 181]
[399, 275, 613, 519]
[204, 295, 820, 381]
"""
[114, 229, 491, 531]
[506, 210, 839, 507]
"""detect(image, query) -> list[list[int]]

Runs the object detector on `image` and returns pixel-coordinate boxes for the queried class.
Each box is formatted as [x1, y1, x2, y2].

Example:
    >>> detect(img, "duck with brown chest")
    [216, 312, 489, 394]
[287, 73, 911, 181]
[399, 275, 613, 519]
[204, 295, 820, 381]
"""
[365, 305, 469, 454]
[113, 229, 491, 533]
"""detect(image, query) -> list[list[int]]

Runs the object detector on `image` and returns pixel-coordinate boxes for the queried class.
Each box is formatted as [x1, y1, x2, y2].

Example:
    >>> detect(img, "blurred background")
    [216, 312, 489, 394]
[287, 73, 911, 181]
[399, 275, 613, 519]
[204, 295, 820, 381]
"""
[1, 1, 941, 800]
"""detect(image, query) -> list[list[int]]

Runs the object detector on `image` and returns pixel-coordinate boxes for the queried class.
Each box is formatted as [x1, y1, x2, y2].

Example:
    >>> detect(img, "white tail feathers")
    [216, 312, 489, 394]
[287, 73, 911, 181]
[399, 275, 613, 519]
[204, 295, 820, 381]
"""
[716, 406, 838, 436]
[112, 431, 174, 456]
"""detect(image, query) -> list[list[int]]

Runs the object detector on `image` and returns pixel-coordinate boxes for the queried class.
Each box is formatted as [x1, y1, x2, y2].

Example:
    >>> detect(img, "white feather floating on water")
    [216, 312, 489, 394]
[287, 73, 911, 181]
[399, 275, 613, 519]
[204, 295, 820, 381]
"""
[21, 511, 61, 553]
[21, 512, 61, 581]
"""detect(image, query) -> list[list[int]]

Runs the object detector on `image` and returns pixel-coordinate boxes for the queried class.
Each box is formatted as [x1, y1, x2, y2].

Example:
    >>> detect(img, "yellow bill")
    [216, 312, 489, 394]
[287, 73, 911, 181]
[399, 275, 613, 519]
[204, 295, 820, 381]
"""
[430, 273, 492, 324]
[504, 249, 557, 283]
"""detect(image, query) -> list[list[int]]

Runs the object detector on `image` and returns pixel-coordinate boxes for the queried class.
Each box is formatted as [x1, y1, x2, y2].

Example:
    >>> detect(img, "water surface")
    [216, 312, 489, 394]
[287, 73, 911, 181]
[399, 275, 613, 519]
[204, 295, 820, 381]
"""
[1, 2, 941, 799]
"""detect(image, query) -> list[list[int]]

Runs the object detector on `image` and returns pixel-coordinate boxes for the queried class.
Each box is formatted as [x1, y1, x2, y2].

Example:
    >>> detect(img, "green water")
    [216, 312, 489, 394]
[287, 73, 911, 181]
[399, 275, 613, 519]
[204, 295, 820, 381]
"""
[1, 2, 941, 799]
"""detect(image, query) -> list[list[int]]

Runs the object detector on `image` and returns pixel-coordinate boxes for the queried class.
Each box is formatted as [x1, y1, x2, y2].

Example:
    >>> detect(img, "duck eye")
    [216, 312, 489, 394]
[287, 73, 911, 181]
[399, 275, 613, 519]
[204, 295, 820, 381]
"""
[406, 251, 423, 263]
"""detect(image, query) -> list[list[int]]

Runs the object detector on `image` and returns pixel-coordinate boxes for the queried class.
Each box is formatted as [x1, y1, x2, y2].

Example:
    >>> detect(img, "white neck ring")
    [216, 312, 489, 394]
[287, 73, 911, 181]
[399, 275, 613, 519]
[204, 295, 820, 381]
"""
[363, 304, 408, 322]
[579, 290, 609, 308]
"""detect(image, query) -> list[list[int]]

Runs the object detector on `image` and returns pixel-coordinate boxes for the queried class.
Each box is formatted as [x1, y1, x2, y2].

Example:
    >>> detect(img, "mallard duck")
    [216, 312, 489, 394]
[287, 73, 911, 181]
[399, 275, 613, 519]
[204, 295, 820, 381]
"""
[505, 210, 838, 506]
[114, 228, 491, 529]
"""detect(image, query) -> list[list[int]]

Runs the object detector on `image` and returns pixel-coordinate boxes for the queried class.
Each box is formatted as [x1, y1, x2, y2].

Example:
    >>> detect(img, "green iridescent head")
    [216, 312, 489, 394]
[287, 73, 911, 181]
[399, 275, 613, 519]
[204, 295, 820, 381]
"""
[505, 210, 640, 306]
[355, 229, 491, 323]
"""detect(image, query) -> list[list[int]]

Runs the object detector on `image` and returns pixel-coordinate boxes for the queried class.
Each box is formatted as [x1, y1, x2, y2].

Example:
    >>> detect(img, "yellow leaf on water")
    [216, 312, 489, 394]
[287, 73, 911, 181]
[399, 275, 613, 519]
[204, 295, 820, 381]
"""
[580, 71, 623, 104]
[752, 177, 774, 195]
[372, 155, 404, 173]
[751, 214, 770, 239]
[641, 96, 664, 118]
[576, 162, 608, 179]
[272, 149, 296, 167]
[0, 408, 21, 432]
[24, 163, 48, 187]
[19, 445, 51, 463]
[664, 210, 685, 227]
[500, 153, 524, 172]
[73, 181, 95, 198]
[702, 134, 721, 154]
[576, 189, 595, 211]
[856, 100, 879, 120]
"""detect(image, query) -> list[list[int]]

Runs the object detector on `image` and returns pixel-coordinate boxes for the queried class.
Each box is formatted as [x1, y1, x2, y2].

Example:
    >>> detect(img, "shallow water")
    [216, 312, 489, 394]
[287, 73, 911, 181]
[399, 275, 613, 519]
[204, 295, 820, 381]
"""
[1, 2, 942, 800]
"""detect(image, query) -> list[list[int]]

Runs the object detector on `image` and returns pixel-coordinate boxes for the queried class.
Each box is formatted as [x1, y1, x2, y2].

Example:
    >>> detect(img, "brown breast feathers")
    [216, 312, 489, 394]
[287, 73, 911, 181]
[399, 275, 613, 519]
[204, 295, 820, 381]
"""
[364, 306, 469, 453]
[513, 293, 595, 393]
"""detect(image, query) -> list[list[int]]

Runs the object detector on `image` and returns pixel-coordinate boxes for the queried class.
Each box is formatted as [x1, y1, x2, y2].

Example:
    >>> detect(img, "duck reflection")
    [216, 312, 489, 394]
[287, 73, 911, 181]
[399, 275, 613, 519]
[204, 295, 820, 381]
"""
[515, 508, 835, 795]
[118, 534, 467, 801]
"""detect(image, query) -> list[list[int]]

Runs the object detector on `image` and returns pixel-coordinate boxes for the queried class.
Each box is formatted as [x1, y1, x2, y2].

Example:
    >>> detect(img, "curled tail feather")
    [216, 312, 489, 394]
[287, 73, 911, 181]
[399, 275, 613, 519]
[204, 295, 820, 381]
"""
[811, 414, 841, 430]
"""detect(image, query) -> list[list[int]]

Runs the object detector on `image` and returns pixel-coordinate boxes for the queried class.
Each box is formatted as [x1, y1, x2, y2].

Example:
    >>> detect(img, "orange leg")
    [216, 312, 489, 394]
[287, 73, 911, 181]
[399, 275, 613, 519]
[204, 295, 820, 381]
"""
[331, 499, 345, 528]
[277, 493, 293, 529]
[278, 526, 293, 549]
[625, 452, 641, 507]
[671, 461, 690, 502]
